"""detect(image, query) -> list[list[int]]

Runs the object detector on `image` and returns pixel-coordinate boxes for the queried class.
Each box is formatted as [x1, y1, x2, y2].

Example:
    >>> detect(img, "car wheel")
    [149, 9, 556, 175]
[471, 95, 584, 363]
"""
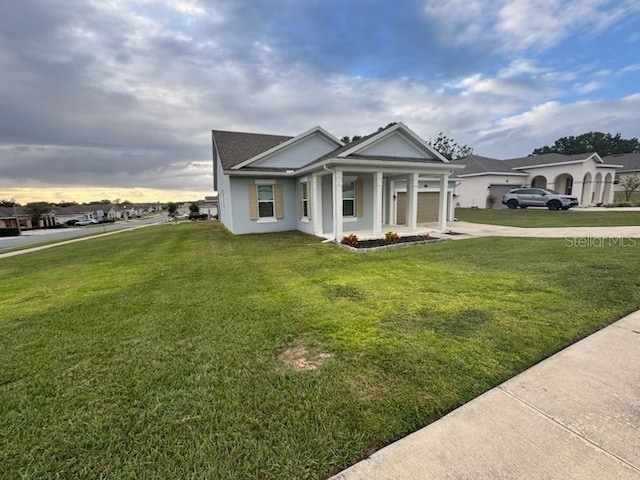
[520, 205, 528, 209]
[506, 199, 518, 209]
[547, 200, 561, 210]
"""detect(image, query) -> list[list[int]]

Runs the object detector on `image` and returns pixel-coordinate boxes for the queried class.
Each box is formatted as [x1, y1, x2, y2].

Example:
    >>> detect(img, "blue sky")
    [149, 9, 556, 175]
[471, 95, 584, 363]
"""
[1, 0, 639, 202]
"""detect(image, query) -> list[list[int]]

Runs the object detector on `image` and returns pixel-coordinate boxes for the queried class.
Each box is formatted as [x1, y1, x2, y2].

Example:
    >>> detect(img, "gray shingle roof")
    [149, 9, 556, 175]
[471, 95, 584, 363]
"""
[503, 152, 595, 168]
[450, 155, 516, 176]
[212, 130, 293, 169]
[604, 153, 640, 172]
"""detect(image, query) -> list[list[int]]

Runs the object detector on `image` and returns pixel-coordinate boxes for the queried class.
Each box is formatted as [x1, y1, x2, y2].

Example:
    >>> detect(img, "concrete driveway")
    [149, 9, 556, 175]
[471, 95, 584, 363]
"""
[331, 310, 640, 479]
[448, 221, 640, 239]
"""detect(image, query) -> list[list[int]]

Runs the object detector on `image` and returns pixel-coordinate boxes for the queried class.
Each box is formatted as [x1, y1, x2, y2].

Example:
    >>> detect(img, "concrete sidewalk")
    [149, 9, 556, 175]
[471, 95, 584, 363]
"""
[0, 221, 165, 259]
[331, 310, 640, 480]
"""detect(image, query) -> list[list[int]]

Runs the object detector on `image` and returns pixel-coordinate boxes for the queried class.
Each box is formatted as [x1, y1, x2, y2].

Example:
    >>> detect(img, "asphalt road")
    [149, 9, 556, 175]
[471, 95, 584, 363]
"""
[0, 215, 168, 251]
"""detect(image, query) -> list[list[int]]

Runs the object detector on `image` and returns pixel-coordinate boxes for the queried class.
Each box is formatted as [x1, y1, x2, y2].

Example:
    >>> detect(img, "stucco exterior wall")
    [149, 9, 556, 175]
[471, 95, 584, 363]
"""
[227, 176, 297, 234]
[455, 175, 526, 208]
[217, 157, 234, 233]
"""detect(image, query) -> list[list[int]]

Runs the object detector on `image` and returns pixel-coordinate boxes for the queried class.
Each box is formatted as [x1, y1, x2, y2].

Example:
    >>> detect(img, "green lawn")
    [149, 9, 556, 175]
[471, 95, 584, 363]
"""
[613, 190, 640, 204]
[2, 223, 640, 479]
[456, 208, 640, 227]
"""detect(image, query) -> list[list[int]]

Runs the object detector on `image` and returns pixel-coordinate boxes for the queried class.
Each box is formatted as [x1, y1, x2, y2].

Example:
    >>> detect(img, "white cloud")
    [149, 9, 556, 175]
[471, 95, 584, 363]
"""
[423, 0, 640, 53]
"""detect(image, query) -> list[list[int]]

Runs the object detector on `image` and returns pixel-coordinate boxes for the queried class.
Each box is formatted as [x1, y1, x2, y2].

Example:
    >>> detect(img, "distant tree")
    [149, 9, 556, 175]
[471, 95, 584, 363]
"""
[99, 199, 111, 204]
[25, 202, 53, 225]
[341, 123, 397, 144]
[55, 201, 78, 207]
[620, 174, 640, 201]
[533, 132, 640, 156]
[0, 199, 16, 207]
[166, 202, 179, 217]
[189, 202, 200, 214]
[428, 132, 474, 160]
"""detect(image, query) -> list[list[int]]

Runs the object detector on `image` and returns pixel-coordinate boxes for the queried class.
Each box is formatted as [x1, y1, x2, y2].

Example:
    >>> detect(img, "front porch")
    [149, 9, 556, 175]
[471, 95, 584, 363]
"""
[310, 166, 460, 242]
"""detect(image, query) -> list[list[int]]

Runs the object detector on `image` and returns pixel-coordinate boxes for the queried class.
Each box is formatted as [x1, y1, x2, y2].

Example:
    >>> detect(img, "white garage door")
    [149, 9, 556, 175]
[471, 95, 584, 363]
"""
[396, 192, 441, 224]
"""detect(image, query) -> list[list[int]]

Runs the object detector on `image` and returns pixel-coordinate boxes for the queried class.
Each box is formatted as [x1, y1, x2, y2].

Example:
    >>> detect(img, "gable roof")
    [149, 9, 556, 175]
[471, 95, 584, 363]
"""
[212, 130, 292, 170]
[604, 153, 640, 172]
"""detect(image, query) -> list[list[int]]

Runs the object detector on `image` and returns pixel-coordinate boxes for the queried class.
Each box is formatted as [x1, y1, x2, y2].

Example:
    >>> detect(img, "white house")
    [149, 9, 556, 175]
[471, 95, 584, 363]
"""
[212, 123, 464, 240]
[605, 153, 640, 192]
[452, 153, 622, 208]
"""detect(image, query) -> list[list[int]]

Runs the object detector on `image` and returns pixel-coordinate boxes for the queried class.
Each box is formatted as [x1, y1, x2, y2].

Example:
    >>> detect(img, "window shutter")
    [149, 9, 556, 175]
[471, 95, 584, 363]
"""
[356, 178, 363, 217]
[248, 184, 258, 220]
[274, 184, 284, 219]
[307, 183, 312, 220]
[296, 182, 301, 219]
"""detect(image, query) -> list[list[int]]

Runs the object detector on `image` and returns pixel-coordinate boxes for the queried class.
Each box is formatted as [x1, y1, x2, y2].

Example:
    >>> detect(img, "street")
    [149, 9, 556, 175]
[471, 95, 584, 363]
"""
[0, 215, 168, 251]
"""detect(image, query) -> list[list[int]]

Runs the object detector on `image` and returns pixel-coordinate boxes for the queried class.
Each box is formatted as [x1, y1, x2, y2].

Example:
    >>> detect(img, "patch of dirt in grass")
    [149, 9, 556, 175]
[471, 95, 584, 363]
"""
[278, 338, 332, 371]
[323, 284, 365, 301]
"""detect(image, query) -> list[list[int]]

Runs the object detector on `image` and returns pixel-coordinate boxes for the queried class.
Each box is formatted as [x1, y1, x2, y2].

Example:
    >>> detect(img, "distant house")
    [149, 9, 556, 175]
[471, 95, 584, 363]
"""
[451, 153, 622, 208]
[212, 123, 462, 239]
[197, 196, 219, 218]
[605, 153, 640, 191]
[0, 206, 55, 229]
[53, 205, 101, 224]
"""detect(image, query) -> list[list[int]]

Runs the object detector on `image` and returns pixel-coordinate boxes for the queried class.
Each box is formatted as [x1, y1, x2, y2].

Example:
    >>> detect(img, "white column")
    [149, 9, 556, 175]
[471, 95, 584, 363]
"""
[438, 173, 449, 231]
[372, 171, 383, 237]
[311, 174, 323, 236]
[407, 173, 418, 233]
[333, 170, 343, 241]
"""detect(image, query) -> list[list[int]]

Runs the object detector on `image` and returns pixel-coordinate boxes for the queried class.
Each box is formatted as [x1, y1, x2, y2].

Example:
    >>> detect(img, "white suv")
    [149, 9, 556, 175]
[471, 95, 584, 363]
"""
[502, 188, 579, 210]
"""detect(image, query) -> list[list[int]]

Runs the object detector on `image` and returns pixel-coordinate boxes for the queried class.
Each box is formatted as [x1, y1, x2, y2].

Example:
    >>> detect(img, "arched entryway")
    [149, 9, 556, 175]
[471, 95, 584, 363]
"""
[581, 172, 592, 205]
[592, 172, 603, 204]
[602, 172, 613, 205]
[554, 173, 574, 195]
[531, 175, 547, 188]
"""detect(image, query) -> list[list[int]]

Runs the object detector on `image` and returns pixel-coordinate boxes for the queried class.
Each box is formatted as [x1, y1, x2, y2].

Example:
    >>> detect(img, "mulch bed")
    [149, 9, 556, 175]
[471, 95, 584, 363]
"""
[347, 234, 437, 249]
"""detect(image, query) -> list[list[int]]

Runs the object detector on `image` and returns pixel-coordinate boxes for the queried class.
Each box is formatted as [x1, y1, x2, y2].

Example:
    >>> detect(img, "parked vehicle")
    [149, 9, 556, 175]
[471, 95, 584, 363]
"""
[76, 218, 99, 226]
[65, 219, 79, 226]
[502, 188, 579, 210]
[98, 217, 115, 224]
[189, 213, 208, 221]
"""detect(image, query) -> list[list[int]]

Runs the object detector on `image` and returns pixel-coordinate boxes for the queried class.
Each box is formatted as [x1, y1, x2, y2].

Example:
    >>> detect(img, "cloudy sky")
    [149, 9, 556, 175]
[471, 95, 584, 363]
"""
[1, 0, 639, 203]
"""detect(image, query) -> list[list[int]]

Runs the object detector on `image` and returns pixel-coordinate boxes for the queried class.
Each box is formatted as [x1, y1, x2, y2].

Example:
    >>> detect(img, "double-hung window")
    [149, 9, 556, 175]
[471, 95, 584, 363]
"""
[257, 184, 275, 218]
[343, 181, 355, 217]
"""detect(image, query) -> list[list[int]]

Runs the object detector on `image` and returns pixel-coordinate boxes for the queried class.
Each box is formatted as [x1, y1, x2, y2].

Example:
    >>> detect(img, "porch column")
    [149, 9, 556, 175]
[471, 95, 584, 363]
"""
[407, 173, 419, 233]
[333, 169, 343, 241]
[438, 173, 449, 231]
[372, 171, 383, 237]
[311, 174, 323, 236]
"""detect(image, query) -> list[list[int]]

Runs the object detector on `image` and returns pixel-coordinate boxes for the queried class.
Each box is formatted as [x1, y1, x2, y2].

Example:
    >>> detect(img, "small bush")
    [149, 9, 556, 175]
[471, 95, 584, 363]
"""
[384, 231, 400, 244]
[340, 234, 358, 247]
[0, 228, 20, 237]
[615, 202, 633, 208]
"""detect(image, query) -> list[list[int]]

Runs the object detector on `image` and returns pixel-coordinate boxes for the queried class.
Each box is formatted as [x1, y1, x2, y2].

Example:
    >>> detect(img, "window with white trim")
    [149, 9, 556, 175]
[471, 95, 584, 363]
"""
[257, 184, 275, 218]
[343, 180, 355, 217]
[301, 182, 309, 218]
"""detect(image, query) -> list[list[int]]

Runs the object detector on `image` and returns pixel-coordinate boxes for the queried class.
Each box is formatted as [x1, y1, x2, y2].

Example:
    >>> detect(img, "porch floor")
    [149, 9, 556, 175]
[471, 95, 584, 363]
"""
[322, 223, 444, 241]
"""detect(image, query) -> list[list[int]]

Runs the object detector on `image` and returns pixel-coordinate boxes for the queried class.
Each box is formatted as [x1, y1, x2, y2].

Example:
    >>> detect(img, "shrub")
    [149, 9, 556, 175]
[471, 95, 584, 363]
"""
[615, 202, 633, 208]
[384, 231, 400, 243]
[0, 228, 20, 237]
[340, 234, 358, 247]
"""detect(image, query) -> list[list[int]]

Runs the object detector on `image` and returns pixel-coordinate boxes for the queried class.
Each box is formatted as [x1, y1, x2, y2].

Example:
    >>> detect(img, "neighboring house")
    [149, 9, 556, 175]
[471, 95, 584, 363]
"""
[605, 153, 640, 191]
[53, 205, 101, 224]
[197, 196, 219, 218]
[0, 206, 55, 229]
[212, 123, 463, 239]
[452, 152, 622, 208]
